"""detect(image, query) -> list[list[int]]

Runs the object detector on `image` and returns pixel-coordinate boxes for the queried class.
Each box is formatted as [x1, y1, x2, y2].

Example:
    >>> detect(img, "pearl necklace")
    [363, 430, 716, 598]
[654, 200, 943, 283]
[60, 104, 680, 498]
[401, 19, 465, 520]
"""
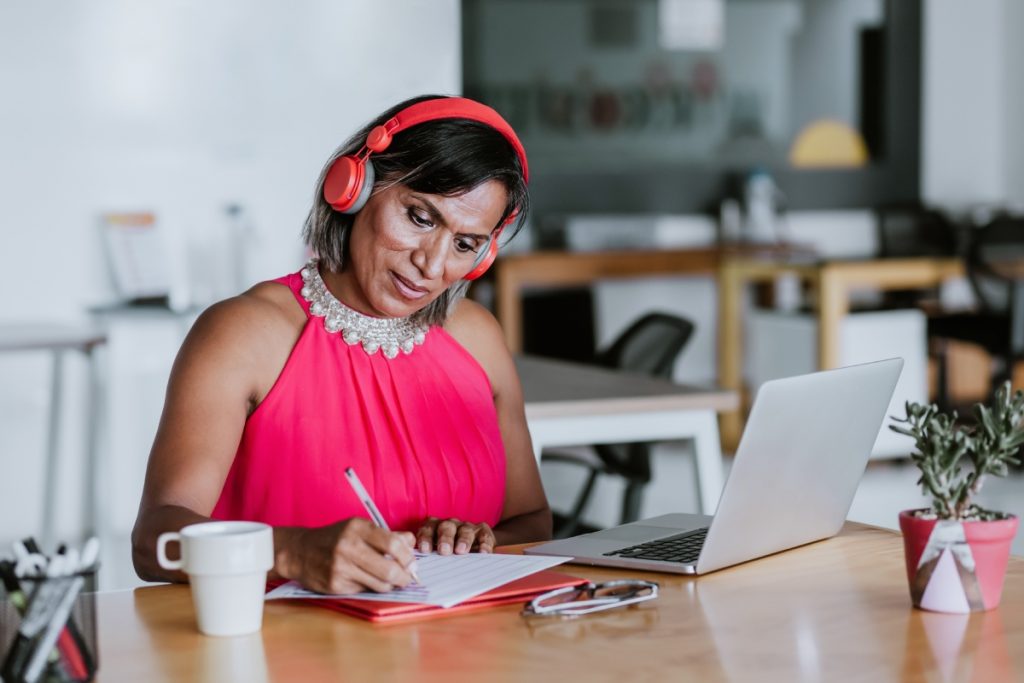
[299, 259, 429, 359]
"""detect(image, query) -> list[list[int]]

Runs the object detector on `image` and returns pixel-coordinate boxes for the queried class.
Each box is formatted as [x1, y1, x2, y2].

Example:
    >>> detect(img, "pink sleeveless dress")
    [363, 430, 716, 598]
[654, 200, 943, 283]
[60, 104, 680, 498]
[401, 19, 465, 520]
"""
[210, 270, 507, 532]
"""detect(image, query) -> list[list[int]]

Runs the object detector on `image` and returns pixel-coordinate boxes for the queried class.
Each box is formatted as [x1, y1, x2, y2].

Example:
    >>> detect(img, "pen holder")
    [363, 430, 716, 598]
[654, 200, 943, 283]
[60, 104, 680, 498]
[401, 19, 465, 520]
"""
[1, 569, 98, 683]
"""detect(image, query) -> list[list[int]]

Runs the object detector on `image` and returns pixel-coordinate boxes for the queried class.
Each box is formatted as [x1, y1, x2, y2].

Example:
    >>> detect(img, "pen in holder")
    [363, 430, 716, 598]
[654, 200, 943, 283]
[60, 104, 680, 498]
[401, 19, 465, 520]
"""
[1, 558, 99, 683]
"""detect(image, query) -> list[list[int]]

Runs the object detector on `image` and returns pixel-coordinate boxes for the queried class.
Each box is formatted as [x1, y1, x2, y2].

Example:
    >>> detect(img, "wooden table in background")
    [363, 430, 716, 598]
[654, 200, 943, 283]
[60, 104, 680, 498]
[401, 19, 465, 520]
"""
[494, 244, 809, 354]
[95, 523, 1023, 681]
[716, 256, 965, 448]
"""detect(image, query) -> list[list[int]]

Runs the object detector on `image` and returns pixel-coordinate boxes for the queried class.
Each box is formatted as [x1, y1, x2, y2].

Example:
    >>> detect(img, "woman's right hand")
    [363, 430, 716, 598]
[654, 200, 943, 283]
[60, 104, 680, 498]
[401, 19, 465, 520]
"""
[278, 518, 417, 594]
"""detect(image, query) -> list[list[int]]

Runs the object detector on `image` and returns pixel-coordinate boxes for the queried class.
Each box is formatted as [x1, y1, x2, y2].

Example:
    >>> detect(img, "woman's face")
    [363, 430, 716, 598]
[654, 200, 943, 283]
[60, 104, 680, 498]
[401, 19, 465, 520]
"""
[334, 180, 508, 318]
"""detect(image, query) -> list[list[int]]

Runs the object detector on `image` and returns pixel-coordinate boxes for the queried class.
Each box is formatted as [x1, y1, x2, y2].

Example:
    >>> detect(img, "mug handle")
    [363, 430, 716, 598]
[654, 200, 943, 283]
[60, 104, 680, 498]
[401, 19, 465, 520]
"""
[157, 532, 183, 571]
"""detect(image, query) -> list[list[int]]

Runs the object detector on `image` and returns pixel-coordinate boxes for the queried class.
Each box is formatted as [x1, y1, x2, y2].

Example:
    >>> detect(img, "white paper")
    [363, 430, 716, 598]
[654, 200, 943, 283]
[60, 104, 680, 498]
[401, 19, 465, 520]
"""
[101, 214, 172, 300]
[265, 553, 571, 609]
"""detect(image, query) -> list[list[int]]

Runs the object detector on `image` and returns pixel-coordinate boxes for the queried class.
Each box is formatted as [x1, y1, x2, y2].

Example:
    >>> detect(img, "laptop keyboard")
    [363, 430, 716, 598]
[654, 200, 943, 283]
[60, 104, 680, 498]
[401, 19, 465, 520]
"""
[602, 527, 708, 564]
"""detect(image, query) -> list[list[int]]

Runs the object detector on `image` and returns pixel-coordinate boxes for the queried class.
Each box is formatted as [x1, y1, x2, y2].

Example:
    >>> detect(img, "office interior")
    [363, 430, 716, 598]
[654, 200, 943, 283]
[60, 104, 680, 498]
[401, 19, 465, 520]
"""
[0, 0, 1022, 594]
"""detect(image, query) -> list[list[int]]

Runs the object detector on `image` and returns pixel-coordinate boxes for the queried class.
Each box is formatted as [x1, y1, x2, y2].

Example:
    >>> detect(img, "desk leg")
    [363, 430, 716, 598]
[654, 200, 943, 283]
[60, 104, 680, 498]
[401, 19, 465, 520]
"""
[42, 350, 64, 548]
[83, 346, 104, 541]
[688, 410, 724, 515]
[717, 262, 744, 450]
[496, 267, 523, 354]
[817, 268, 848, 370]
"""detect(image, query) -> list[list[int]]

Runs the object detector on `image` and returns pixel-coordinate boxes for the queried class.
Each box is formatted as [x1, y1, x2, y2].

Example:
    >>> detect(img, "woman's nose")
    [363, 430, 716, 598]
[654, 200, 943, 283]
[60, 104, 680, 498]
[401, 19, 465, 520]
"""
[412, 233, 447, 279]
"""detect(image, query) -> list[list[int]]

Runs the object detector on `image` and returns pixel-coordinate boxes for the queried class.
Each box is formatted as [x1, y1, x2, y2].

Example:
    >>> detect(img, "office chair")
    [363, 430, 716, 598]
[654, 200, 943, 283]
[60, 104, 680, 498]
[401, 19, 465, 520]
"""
[544, 312, 696, 538]
[876, 203, 959, 258]
[928, 214, 1024, 407]
[874, 203, 961, 309]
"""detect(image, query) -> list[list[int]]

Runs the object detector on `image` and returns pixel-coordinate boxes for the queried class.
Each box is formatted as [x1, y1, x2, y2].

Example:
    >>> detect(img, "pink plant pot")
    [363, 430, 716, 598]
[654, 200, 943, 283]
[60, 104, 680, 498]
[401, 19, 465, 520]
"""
[900, 509, 1019, 612]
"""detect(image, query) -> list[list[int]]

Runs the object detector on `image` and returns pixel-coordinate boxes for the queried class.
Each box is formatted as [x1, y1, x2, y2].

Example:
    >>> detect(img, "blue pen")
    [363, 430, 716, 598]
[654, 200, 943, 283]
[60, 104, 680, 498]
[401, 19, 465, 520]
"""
[344, 467, 421, 584]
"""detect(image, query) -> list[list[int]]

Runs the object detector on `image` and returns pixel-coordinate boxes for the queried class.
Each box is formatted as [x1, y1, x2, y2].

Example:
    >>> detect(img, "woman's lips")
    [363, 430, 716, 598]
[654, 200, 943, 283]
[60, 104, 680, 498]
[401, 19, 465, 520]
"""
[391, 272, 428, 300]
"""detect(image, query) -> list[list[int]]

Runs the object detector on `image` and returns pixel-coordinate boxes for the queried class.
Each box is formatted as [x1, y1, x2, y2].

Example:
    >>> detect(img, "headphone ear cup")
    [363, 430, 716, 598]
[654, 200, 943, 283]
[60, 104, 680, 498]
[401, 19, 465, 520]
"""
[346, 160, 375, 214]
[463, 236, 500, 281]
[323, 156, 376, 214]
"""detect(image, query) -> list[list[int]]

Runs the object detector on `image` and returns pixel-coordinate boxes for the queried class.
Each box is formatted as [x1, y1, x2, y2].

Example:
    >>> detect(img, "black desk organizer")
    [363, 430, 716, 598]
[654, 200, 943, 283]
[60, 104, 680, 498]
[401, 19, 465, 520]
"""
[0, 569, 98, 683]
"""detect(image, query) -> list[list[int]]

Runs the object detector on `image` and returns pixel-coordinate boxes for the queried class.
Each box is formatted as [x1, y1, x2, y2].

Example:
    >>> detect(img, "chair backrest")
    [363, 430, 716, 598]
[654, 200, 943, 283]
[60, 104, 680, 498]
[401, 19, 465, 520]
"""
[595, 313, 695, 379]
[591, 313, 696, 484]
[875, 203, 959, 259]
[967, 214, 1024, 313]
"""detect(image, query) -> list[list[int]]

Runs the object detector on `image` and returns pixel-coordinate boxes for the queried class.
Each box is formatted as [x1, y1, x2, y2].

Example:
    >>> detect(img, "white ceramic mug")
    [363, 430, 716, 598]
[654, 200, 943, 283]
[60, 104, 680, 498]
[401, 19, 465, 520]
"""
[157, 521, 274, 637]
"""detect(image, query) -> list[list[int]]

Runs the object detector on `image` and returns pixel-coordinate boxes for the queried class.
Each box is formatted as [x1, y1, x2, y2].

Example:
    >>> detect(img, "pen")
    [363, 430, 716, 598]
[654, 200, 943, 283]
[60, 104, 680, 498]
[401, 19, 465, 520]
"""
[344, 467, 421, 584]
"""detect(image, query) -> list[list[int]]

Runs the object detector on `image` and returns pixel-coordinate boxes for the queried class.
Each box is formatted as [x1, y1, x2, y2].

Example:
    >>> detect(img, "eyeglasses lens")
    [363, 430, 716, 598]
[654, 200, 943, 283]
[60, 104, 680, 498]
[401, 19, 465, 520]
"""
[592, 583, 652, 600]
[535, 586, 596, 610]
[530, 581, 657, 616]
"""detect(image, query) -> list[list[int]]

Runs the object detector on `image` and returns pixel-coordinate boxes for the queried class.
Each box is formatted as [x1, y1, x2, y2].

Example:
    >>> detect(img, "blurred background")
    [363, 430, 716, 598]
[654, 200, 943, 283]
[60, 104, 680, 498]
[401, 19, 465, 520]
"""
[1, 0, 1022, 589]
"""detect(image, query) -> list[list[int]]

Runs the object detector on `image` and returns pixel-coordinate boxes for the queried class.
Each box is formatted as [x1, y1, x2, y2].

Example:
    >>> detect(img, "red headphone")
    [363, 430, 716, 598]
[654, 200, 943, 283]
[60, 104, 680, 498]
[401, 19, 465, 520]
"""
[323, 97, 529, 281]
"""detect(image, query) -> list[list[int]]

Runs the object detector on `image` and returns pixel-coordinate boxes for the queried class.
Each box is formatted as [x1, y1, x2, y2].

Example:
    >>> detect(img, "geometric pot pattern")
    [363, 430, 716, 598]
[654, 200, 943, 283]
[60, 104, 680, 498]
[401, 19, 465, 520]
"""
[900, 510, 1019, 613]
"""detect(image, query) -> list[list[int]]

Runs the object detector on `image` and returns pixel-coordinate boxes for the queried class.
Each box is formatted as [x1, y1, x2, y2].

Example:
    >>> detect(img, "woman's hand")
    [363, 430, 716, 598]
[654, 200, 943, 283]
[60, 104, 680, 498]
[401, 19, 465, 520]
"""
[278, 518, 417, 594]
[415, 517, 496, 555]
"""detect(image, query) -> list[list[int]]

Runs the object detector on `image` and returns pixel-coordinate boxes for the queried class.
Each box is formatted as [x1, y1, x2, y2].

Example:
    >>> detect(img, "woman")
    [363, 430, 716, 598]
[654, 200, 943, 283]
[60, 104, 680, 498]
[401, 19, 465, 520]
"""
[132, 95, 551, 595]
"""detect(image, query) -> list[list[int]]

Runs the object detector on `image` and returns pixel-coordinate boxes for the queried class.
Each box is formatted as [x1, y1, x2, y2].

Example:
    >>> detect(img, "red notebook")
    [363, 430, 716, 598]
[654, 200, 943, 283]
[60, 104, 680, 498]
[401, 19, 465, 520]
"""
[278, 570, 587, 624]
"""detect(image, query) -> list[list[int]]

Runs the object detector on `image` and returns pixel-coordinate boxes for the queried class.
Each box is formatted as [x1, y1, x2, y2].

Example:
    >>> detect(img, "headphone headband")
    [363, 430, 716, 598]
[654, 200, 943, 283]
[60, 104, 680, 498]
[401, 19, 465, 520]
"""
[364, 98, 529, 182]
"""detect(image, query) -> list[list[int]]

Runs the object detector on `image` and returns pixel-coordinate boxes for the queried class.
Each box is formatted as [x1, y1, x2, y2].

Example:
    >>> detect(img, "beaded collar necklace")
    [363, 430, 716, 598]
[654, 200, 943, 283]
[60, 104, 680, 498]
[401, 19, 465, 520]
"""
[299, 259, 429, 359]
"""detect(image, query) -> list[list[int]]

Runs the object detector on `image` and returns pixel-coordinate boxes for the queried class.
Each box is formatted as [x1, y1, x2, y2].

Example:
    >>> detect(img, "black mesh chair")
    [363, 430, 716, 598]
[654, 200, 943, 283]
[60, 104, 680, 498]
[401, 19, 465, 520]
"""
[876, 203, 959, 259]
[874, 203, 961, 309]
[543, 312, 696, 538]
[929, 214, 1024, 406]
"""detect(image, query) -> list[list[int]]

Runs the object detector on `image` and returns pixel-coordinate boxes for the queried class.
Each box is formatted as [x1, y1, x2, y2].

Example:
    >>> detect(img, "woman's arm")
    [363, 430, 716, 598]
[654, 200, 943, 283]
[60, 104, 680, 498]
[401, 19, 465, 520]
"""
[443, 300, 553, 548]
[131, 284, 417, 592]
[132, 292, 275, 582]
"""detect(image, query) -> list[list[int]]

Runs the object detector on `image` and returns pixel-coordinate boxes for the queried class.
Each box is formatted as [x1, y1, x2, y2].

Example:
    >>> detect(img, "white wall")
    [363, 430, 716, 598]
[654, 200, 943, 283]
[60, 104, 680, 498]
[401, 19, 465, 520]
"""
[0, 0, 461, 320]
[0, 1, 460, 558]
[1005, 0, 1024, 206]
[921, 0, 1008, 206]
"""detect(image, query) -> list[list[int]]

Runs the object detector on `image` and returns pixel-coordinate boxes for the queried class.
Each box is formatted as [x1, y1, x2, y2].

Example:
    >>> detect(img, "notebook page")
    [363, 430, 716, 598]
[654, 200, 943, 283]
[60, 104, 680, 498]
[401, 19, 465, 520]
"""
[266, 553, 570, 608]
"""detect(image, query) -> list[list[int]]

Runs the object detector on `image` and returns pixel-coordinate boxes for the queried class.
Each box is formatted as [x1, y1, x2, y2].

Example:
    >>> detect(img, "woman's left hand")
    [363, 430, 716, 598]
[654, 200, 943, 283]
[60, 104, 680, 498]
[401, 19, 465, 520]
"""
[415, 517, 496, 555]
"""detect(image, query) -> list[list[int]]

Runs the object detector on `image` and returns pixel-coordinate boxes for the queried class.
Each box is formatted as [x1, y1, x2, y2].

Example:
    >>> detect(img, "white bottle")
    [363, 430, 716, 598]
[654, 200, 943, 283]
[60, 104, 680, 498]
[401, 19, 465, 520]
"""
[225, 204, 260, 293]
[719, 197, 743, 243]
[743, 169, 777, 243]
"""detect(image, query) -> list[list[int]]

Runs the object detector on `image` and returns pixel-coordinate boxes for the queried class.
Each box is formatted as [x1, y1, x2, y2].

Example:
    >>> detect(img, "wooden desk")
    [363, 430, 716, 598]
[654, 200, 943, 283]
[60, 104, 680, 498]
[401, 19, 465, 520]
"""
[495, 244, 809, 354]
[989, 259, 1024, 281]
[518, 356, 737, 515]
[717, 256, 965, 447]
[94, 523, 1023, 681]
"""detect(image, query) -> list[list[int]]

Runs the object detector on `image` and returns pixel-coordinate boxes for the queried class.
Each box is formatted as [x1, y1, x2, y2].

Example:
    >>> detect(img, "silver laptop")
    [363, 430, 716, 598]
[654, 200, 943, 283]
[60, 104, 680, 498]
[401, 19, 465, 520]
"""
[525, 358, 903, 575]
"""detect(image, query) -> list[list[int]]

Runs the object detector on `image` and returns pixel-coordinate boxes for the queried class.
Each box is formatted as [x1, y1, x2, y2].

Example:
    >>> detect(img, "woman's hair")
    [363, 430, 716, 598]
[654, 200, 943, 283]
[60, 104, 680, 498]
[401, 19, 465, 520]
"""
[302, 94, 529, 327]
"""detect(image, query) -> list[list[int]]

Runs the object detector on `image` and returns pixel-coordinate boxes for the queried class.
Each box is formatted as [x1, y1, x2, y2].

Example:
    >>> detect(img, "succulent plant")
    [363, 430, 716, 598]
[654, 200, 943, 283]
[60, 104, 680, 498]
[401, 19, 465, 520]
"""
[890, 381, 1024, 520]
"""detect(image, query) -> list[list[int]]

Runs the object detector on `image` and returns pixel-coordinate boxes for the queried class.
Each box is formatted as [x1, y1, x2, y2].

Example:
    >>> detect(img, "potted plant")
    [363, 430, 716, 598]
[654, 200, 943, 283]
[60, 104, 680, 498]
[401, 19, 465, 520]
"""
[890, 381, 1023, 613]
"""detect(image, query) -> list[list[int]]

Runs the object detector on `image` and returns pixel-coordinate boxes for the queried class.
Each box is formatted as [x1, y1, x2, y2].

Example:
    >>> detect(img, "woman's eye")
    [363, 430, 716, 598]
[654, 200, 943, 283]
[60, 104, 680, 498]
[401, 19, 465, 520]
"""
[408, 208, 433, 228]
[455, 238, 479, 254]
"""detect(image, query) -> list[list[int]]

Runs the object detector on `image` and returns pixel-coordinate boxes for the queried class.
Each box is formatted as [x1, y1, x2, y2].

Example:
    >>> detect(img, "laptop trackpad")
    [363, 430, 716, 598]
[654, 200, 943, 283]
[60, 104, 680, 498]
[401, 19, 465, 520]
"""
[588, 524, 680, 542]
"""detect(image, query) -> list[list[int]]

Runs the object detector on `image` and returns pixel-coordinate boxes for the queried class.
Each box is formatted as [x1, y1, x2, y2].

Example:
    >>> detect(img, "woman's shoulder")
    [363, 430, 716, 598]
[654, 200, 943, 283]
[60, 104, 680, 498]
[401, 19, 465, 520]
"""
[195, 281, 304, 339]
[443, 299, 514, 392]
[443, 299, 504, 348]
[242, 279, 308, 327]
[179, 281, 306, 374]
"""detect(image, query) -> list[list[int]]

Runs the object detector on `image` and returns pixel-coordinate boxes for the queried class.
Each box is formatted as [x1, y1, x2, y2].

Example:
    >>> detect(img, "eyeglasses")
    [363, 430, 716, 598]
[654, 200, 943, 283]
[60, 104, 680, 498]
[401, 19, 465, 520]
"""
[521, 580, 659, 618]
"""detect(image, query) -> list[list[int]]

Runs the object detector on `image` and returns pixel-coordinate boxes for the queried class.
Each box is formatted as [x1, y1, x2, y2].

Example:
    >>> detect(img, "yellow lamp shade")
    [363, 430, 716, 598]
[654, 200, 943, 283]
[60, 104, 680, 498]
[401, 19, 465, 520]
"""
[789, 119, 869, 168]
